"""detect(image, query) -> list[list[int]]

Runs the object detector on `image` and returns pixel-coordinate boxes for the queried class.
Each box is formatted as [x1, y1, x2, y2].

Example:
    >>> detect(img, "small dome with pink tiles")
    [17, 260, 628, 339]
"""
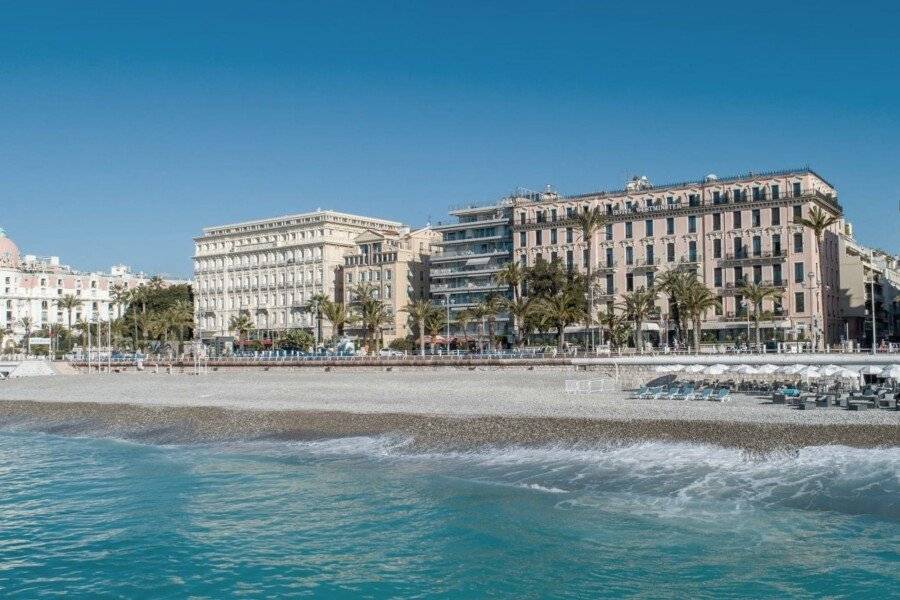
[0, 228, 21, 268]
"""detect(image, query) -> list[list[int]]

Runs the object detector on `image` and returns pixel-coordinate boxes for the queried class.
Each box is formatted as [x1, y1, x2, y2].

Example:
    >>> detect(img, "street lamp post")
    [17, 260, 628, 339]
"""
[869, 275, 877, 354]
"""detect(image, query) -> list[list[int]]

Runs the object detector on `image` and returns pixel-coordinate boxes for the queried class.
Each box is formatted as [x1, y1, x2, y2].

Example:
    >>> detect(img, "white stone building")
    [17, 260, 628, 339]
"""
[0, 228, 176, 349]
[192, 210, 404, 343]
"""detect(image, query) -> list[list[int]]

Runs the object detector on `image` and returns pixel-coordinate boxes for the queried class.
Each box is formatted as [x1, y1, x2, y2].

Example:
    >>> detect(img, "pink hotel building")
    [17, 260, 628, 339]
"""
[511, 168, 844, 347]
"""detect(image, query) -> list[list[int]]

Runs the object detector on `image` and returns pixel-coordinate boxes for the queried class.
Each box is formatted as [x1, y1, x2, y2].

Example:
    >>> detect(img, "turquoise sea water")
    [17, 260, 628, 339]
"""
[0, 429, 897, 599]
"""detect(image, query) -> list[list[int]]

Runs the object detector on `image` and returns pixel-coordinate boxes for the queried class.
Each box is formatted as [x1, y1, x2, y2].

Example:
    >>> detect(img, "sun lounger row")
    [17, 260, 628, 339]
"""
[633, 385, 730, 402]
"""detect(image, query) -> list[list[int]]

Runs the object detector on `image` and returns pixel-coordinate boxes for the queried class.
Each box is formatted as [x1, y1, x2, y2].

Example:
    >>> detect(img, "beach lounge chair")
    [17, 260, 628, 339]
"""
[663, 386, 683, 400]
[674, 385, 696, 400]
[695, 388, 713, 401]
[639, 386, 660, 400]
[711, 388, 730, 402]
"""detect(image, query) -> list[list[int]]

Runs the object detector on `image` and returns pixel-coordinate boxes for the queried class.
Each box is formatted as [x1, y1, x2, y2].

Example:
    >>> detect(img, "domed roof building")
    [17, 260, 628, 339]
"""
[0, 228, 21, 269]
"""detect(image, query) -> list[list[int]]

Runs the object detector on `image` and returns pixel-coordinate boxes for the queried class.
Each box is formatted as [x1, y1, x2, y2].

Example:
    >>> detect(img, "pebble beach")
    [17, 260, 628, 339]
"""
[0, 370, 897, 451]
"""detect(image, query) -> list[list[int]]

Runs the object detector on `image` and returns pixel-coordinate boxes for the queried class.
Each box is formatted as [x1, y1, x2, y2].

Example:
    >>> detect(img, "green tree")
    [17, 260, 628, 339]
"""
[503, 297, 532, 349]
[739, 282, 782, 348]
[621, 287, 658, 352]
[680, 281, 720, 353]
[523, 258, 568, 299]
[229, 314, 254, 347]
[279, 329, 315, 352]
[424, 307, 447, 352]
[303, 293, 330, 344]
[494, 261, 525, 301]
[481, 293, 506, 351]
[321, 299, 354, 337]
[17, 317, 33, 353]
[55, 294, 80, 330]
[655, 269, 693, 345]
[799, 205, 839, 349]
[402, 300, 435, 356]
[534, 290, 587, 351]
[456, 308, 472, 346]
[574, 207, 606, 347]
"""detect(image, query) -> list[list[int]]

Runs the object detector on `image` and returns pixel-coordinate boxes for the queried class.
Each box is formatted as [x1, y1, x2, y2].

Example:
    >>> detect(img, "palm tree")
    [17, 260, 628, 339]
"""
[17, 317, 33, 353]
[55, 294, 80, 330]
[73, 318, 90, 349]
[402, 300, 435, 356]
[655, 269, 693, 346]
[481, 293, 506, 350]
[739, 282, 782, 348]
[494, 262, 525, 301]
[534, 290, 587, 352]
[321, 299, 354, 338]
[358, 298, 392, 351]
[456, 308, 472, 347]
[680, 281, 720, 353]
[424, 308, 446, 353]
[621, 287, 658, 352]
[467, 303, 490, 353]
[304, 293, 330, 345]
[109, 283, 128, 319]
[127, 286, 149, 349]
[799, 205, 839, 349]
[229, 314, 254, 348]
[503, 297, 531, 349]
[574, 207, 606, 347]
[167, 300, 194, 354]
[147, 275, 165, 291]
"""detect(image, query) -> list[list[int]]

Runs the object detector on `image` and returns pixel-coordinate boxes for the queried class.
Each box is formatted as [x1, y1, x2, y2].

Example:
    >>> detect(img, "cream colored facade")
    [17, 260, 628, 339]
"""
[193, 210, 403, 340]
[511, 168, 844, 347]
[340, 226, 441, 344]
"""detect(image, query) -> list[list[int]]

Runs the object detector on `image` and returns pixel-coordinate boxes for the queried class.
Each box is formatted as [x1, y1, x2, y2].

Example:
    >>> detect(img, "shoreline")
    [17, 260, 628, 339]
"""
[1, 400, 897, 452]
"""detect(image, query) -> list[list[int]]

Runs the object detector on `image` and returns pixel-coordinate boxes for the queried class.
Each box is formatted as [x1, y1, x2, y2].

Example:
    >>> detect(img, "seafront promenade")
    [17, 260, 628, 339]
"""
[64, 351, 900, 373]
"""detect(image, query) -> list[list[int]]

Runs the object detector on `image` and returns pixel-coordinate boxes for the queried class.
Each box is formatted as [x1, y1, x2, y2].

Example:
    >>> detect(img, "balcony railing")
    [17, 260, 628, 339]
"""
[344, 251, 399, 267]
[432, 247, 512, 260]
[718, 249, 787, 265]
[630, 257, 661, 271]
[512, 186, 841, 229]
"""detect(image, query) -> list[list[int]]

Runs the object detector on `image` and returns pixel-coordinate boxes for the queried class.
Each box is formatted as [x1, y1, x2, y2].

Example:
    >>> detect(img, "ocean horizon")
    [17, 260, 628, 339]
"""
[1, 427, 897, 598]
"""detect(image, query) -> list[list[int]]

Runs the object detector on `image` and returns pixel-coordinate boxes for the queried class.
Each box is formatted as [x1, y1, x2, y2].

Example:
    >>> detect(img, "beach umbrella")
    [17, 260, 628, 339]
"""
[732, 365, 759, 375]
[799, 366, 823, 379]
[667, 364, 685, 372]
[820, 364, 843, 376]
[655, 365, 673, 373]
[703, 364, 730, 376]
[836, 367, 860, 379]
[858, 365, 884, 375]
[757, 364, 779, 374]
[777, 364, 807, 375]
[684, 364, 706, 373]
[880, 365, 900, 379]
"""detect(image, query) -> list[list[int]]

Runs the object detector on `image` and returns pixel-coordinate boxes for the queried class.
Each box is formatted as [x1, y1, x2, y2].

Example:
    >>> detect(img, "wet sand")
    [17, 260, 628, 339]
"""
[0, 371, 897, 451]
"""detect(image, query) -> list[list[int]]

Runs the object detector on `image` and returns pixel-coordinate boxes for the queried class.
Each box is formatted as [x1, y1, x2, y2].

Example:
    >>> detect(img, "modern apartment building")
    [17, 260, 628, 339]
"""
[339, 226, 441, 346]
[511, 168, 844, 347]
[838, 230, 900, 345]
[192, 210, 404, 343]
[430, 200, 514, 339]
[0, 227, 176, 348]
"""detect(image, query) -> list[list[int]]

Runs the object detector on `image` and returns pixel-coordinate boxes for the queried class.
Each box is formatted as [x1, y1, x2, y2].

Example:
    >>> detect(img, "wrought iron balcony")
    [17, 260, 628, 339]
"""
[718, 249, 787, 267]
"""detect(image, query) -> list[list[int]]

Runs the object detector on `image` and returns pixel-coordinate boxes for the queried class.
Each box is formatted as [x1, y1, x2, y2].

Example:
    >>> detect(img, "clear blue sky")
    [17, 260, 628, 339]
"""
[2, 1, 898, 277]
